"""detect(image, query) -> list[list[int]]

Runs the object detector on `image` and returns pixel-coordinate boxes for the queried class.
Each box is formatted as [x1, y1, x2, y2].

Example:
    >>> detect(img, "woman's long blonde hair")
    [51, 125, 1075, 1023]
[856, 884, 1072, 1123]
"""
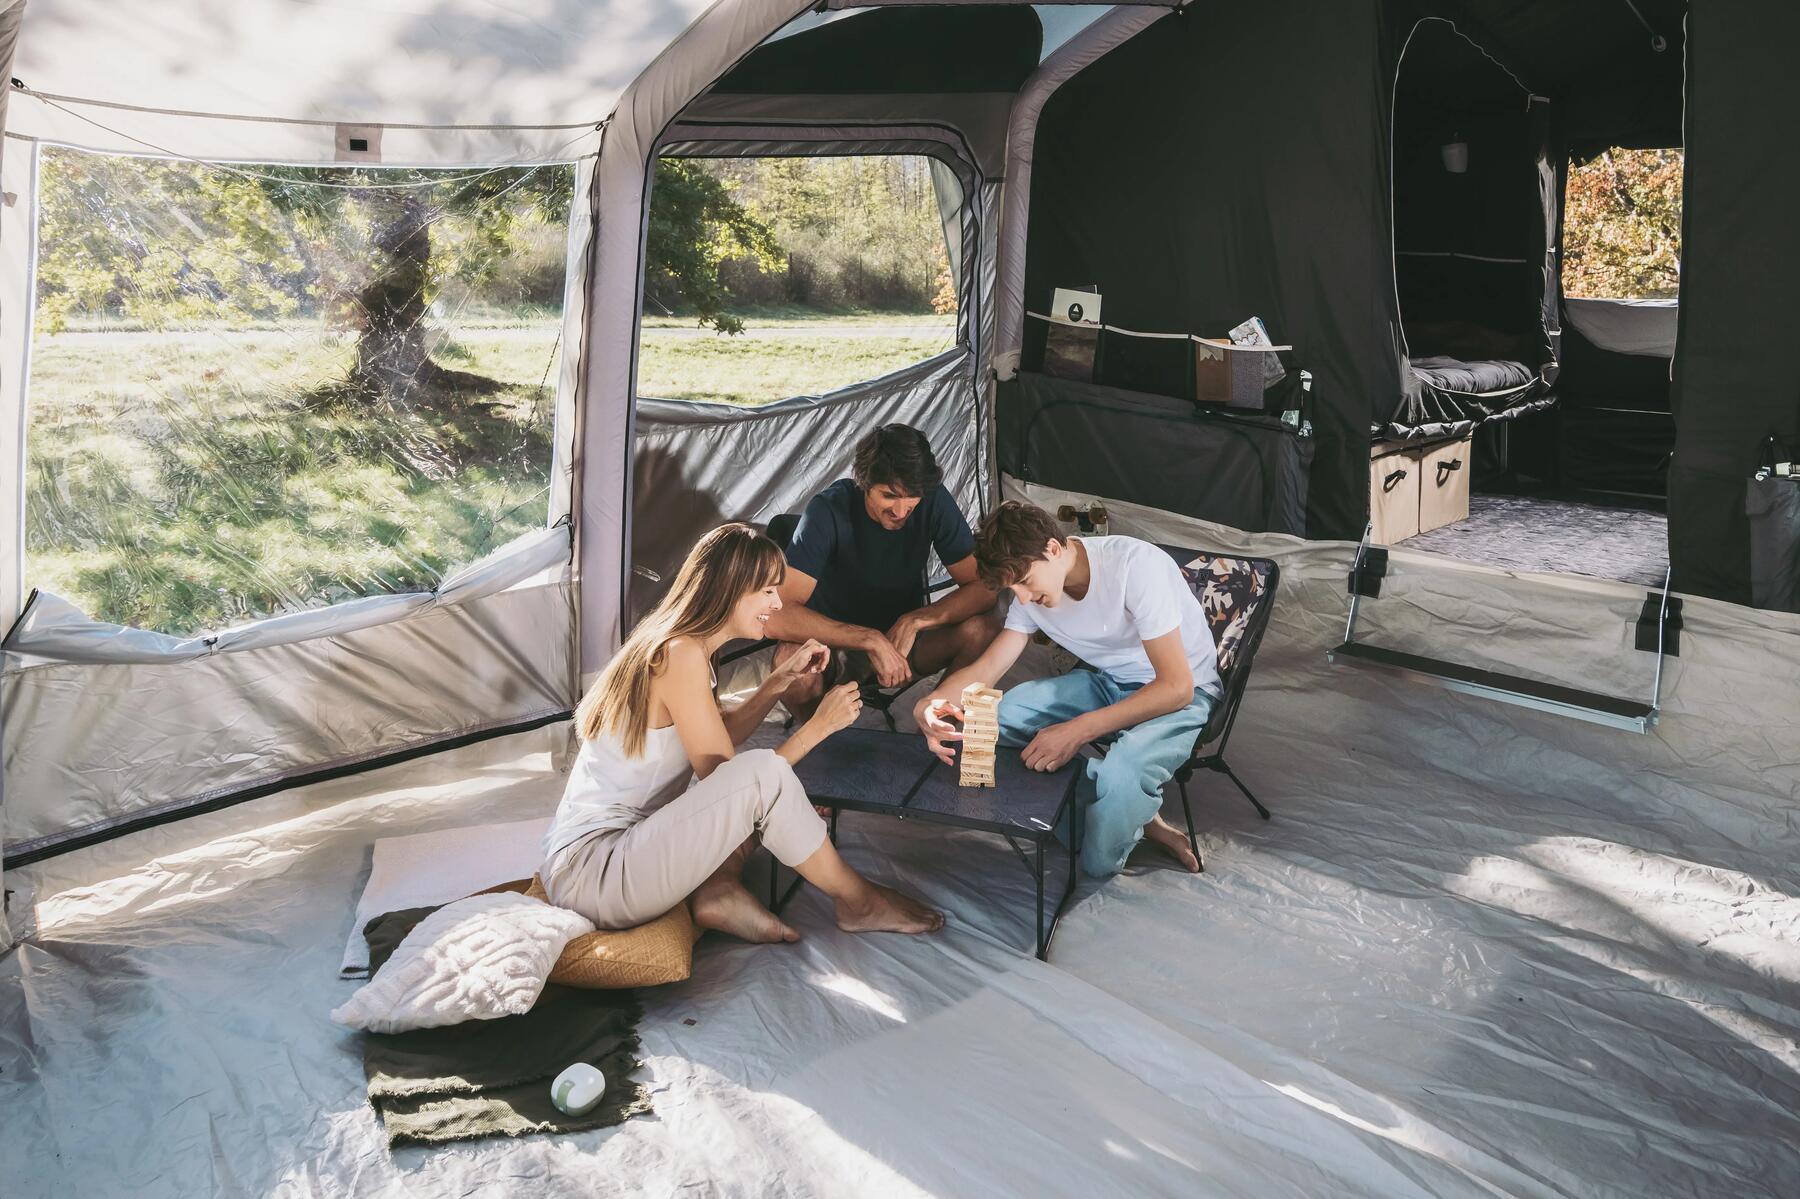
[577, 522, 785, 757]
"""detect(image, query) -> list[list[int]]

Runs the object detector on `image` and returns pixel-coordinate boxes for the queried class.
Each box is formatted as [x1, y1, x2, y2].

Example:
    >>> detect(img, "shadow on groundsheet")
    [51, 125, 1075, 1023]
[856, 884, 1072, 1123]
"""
[4, 627, 1797, 1196]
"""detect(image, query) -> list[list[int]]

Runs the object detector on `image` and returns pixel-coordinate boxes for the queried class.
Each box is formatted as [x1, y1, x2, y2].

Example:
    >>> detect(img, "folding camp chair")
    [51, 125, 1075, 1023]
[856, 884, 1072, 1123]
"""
[1086, 549, 1281, 871]
[1171, 551, 1280, 866]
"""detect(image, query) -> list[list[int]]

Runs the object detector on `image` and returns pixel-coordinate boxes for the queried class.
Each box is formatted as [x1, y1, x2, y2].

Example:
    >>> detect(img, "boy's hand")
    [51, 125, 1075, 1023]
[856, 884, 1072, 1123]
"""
[1021, 719, 1086, 772]
[917, 696, 964, 766]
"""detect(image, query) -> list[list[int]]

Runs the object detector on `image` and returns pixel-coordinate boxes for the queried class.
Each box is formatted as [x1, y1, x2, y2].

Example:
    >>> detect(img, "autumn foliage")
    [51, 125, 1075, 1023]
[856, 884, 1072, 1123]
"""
[1563, 147, 1683, 299]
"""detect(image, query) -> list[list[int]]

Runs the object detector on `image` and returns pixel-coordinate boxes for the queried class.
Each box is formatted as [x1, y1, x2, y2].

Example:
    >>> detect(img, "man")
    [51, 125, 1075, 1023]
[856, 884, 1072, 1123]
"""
[765, 424, 999, 711]
[911, 501, 1222, 876]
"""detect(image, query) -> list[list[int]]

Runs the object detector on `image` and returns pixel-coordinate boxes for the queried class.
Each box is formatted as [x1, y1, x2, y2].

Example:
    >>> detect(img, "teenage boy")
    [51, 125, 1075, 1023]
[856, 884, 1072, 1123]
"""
[765, 424, 999, 710]
[912, 501, 1222, 875]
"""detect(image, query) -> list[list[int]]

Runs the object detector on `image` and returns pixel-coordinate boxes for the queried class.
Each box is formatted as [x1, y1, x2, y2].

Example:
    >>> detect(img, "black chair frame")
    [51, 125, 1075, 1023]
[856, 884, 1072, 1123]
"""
[1085, 552, 1281, 872]
[1170, 554, 1280, 869]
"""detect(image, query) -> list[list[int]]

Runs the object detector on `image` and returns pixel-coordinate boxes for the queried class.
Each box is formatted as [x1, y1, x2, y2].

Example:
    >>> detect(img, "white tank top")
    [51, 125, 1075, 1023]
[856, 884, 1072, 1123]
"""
[543, 719, 694, 860]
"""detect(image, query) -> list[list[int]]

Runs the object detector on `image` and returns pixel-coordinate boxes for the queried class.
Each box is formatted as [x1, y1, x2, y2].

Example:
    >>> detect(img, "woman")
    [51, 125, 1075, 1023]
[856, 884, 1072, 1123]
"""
[542, 523, 943, 943]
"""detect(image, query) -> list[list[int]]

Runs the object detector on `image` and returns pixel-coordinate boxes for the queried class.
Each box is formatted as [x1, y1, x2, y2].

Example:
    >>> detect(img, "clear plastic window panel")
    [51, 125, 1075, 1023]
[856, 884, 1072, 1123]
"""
[24, 148, 574, 637]
[637, 154, 959, 407]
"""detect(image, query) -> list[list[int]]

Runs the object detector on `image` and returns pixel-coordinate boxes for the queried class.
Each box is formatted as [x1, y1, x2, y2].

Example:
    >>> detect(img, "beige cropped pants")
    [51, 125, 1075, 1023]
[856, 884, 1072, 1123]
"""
[542, 748, 829, 930]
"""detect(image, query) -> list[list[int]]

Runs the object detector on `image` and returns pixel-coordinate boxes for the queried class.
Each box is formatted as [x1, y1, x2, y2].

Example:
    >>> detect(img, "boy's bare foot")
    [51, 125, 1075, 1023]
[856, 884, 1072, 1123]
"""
[834, 883, 944, 935]
[692, 880, 800, 943]
[1143, 814, 1201, 873]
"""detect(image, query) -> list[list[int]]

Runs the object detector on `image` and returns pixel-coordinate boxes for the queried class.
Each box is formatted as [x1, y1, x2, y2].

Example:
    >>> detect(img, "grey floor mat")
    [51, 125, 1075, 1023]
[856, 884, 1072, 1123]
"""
[1406, 494, 1669, 586]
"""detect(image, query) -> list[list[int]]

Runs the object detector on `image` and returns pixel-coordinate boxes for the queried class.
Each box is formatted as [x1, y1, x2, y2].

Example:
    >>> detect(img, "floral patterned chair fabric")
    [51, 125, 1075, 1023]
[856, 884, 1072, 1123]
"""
[1180, 555, 1275, 677]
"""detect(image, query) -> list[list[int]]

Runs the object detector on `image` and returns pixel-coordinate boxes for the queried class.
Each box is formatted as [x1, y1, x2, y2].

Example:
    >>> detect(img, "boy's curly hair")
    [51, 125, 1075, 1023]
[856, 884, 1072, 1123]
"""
[974, 501, 1064, 589]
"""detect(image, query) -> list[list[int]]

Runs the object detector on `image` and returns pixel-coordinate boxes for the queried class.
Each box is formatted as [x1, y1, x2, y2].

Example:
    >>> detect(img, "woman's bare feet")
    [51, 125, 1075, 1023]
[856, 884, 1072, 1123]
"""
[1143, 814, 1201, 873]
[691, 880, 800, 944]
[834, 882, 944, 934]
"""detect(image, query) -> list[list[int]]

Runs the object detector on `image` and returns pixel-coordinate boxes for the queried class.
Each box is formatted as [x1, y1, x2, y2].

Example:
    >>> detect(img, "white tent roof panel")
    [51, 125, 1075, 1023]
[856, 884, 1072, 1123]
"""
[7, 0, 717, 160]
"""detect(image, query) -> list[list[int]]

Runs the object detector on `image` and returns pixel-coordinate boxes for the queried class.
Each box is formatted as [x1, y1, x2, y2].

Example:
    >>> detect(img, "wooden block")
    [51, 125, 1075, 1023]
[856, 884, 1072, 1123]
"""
[958, 683, 1004, 787]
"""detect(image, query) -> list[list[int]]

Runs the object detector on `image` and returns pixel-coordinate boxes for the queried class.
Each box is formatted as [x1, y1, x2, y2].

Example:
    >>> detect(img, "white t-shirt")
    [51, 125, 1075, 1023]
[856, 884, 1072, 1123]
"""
[1004, 535, 1222, 697]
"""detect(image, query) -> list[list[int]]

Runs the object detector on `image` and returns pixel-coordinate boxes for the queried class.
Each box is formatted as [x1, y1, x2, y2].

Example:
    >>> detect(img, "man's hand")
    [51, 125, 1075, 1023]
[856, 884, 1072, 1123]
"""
[864, 631, 912, 688]
[916, 696, 965, 767]
[886, 611, 930, 661]
[1021, 719, 1088, 773]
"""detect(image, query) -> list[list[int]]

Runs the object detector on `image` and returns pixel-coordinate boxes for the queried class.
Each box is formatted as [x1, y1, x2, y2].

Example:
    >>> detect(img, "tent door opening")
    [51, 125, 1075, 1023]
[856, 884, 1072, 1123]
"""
[1386, 19, 1680, 592]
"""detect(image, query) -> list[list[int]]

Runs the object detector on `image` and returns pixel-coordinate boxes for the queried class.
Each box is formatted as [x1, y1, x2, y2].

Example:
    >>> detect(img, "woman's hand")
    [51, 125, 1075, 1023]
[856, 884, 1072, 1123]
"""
[916, 696, 964, 767]
[807, 681, 864, 739]
[767, 639, 829, 689]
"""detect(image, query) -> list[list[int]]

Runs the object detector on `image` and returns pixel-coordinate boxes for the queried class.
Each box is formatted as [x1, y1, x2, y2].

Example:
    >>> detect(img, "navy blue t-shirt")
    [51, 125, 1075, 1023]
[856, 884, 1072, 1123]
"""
[784, 478, 975, 630]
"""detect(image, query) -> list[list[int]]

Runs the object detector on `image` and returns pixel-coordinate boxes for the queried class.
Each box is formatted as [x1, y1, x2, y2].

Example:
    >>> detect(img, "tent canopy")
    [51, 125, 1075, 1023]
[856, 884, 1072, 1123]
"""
[5, 0, 717, 161]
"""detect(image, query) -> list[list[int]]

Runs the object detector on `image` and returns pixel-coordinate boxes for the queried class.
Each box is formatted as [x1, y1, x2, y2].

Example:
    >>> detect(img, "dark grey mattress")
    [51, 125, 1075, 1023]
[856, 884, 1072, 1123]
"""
[1409, 355, 1537, 395]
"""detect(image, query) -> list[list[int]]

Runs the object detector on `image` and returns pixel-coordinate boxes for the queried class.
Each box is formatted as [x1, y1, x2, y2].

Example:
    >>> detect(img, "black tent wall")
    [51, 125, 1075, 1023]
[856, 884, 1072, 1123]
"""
[1020, 0, 1400, 540]
[1669, 1, 1800, 606]
[1392, 19, 1542, 350]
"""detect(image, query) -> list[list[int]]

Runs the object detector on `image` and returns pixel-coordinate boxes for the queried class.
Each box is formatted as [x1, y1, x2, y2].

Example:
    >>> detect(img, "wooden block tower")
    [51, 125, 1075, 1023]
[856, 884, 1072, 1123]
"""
[958, 684, 1003, 787]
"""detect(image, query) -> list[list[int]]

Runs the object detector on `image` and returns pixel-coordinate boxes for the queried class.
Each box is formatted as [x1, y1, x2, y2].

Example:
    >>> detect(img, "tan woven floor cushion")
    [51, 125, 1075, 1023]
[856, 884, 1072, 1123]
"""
[489, 876, 699, 989]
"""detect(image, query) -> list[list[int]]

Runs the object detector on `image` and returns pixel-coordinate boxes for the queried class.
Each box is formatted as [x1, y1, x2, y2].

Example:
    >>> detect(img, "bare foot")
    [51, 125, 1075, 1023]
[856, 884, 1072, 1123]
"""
[835, 883, 944, 935]
[1143, 814, 1201, 873]
[691, 881, 800, 944]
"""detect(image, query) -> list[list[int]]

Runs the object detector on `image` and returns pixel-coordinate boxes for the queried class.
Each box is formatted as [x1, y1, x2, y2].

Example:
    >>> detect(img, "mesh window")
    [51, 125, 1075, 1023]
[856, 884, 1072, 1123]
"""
[638, 154, 958, 407]
[25, 148, 574, 636]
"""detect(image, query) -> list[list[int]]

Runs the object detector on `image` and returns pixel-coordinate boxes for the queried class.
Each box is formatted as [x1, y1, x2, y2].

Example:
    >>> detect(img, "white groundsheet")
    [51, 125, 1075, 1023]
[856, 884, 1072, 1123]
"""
[4, 488, 1797, 1197]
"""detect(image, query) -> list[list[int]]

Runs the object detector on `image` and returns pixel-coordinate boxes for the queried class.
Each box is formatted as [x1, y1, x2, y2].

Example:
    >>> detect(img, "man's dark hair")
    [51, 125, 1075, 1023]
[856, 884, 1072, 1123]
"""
[974, 501, 1064, 589]
[852, 424, 943, 497]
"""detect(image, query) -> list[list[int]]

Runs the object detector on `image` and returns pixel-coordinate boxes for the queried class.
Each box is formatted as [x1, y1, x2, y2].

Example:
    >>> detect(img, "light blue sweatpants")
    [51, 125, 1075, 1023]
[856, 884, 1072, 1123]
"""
[998, 670, 1217, 877]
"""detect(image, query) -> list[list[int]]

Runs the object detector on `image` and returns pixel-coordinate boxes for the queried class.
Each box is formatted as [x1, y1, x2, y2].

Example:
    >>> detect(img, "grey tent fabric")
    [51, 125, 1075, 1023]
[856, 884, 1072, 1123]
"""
[2, 579, 576, 860]
[1565, 297, 1680, 359]
[629, 351, 980, 625]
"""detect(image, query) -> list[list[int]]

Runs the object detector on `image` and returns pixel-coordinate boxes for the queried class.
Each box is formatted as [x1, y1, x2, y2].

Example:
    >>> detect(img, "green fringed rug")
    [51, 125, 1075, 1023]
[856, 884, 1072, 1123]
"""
[359, 905, 654, 1147]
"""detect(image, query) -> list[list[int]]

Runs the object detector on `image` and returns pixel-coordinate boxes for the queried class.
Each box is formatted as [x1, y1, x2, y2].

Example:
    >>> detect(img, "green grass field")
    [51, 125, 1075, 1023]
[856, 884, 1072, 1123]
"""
[26, 314, 953, 634]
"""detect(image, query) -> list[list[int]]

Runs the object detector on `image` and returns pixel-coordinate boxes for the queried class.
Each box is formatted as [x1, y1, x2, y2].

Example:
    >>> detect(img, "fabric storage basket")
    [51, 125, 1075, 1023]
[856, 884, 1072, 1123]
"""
[1418, 436, 1471, 533]
[1370, 441, 1420, 543]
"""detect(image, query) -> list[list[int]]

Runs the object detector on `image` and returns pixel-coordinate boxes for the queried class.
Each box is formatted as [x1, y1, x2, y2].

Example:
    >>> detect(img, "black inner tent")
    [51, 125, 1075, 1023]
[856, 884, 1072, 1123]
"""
[1387, 18, 1556, 441]
[1391, 8, 1689, 587]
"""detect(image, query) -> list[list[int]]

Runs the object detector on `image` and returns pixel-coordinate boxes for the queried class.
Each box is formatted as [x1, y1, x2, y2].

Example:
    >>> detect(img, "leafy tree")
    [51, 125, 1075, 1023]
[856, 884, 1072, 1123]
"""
[1563, 147, 1683, 299]
[643, 159, 782, 334]
[32, 149, 782, 399]
[695, 154, 952, 315]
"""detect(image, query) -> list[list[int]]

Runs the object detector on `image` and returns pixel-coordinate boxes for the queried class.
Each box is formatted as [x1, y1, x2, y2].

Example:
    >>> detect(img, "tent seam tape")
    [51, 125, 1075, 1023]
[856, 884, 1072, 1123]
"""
[11, 85, 608, 133]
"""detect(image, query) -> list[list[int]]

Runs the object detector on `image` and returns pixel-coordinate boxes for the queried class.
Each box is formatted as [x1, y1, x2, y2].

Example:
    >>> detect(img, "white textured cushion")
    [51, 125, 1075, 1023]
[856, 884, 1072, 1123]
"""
[331, 893, 595, 1033]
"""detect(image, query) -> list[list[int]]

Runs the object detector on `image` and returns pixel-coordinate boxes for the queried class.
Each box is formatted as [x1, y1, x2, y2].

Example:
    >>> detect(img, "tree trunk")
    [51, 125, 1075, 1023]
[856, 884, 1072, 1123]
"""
[352, 192, 434, 401]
